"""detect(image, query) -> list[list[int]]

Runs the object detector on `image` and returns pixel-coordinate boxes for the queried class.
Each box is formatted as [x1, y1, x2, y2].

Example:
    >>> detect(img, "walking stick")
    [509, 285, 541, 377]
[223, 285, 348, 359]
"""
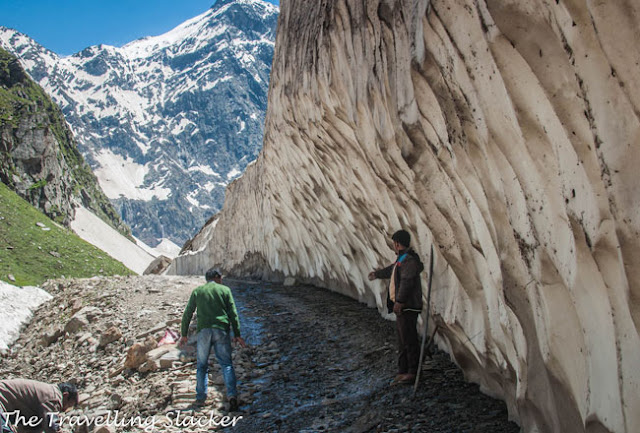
[413, 244, 434, 396]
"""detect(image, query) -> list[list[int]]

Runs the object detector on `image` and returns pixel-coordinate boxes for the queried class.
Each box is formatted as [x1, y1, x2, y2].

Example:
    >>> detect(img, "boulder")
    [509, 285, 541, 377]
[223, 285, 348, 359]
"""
[124, 336, 157, 369]
[138, 359, 159, 373]
[99, 326, 123, 348]
[144, 344, 175, 362]
[158, 349, 181, 369]
[65, 307, 101, 334]
[143, 255, 172, 275]
[40, 325, 64, 346]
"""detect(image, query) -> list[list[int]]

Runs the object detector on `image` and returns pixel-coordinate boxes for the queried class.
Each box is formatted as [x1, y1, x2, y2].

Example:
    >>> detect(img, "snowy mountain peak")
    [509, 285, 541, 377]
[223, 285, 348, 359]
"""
[0, 1, 279, 246]
[121, 9, 214, 60]
[213, 0, 279, 13]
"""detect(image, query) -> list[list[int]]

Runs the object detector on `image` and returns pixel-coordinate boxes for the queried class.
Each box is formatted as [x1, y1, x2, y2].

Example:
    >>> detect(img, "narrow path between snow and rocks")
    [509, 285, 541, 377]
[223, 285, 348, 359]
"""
[1, 276, 518, 432]
[229, 280, 519, 433]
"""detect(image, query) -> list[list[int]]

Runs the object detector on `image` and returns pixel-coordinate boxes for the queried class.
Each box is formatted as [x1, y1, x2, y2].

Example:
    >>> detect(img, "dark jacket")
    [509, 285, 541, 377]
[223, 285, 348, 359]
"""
[374, 248, 424, 313]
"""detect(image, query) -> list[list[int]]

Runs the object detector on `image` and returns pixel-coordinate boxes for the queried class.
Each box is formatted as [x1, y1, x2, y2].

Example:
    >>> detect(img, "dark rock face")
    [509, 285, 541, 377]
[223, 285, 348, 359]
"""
[0, 48, 129, 235]
[0, 0, 279, 246]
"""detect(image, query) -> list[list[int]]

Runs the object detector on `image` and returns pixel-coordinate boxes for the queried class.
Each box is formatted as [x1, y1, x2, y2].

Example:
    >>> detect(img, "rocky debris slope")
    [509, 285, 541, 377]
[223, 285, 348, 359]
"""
[0, 48, 129, 236]
[0, 0, 279, 246]
[169, 0, 640, 432]
[0, 276, 258, 432]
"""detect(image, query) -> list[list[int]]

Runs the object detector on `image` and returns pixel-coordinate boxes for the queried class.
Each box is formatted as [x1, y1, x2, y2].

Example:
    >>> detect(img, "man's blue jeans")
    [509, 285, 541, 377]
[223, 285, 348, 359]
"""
[196, 328, 237, 400]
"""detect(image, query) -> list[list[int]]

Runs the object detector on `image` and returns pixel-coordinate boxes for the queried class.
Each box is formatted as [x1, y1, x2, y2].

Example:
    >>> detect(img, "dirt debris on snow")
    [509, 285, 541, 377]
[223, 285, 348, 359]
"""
[1, 276, 518, 432]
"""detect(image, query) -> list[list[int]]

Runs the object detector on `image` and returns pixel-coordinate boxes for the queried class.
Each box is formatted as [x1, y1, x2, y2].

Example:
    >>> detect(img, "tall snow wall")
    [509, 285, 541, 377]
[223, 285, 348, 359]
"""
[169, 1, 640, 431]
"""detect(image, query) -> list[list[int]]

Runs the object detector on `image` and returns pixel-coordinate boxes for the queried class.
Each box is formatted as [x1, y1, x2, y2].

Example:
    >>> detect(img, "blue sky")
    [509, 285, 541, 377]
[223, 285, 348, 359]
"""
[0, 0, 279, 56]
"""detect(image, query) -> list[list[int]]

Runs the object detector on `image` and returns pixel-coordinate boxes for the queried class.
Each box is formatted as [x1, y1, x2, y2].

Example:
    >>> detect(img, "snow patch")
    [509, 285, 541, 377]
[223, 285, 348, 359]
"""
[154, 239, 182, 258]
[0, 281, 52, 353]
[172, 118, 195, 136]
[71, 206, 155, 274]
[134, 237, 181, 259]
[202, 75, 233, 91]
[186, 190, 212, 210]
[121, 9, 216, 59]
[188, 165, 219, 176]
[94, 150, 171, 201]
[227, 168, 242, 180]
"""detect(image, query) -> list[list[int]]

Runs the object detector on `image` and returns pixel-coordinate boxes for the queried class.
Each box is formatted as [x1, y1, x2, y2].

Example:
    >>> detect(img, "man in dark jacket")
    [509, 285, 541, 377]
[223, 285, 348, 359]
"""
[369, 230, 424, 385]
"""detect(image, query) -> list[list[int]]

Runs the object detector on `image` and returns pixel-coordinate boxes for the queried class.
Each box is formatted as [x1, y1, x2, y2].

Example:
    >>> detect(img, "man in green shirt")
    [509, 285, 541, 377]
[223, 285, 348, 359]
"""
[179, 269, 246, 411]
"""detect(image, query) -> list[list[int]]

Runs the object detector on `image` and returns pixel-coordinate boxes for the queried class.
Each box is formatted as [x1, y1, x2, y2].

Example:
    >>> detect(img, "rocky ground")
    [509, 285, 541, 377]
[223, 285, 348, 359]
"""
[0, 276, 520, 432]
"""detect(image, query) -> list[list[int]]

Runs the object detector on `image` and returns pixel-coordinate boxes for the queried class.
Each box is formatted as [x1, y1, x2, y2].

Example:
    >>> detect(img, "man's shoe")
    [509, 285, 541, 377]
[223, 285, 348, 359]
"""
[391, 374, 404, 384]
[229, 397, 239, 412]
[398, 373, 416, 384]
[391, 373, 416, 386]
[194, 399, 206, 408]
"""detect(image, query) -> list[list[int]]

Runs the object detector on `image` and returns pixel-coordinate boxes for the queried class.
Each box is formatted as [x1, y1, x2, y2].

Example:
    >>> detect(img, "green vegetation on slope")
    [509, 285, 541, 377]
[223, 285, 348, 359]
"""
[0, 181, 134, 286]
[0, 47, 134, 240]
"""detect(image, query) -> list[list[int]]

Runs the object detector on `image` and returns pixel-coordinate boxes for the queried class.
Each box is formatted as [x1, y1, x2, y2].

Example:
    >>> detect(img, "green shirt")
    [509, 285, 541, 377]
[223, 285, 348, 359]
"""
[181, 281, 241, 337]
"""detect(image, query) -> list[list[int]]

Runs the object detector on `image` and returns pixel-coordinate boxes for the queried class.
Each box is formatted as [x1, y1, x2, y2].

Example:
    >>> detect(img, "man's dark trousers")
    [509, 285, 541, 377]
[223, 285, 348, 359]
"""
[396, 311, 420, 374]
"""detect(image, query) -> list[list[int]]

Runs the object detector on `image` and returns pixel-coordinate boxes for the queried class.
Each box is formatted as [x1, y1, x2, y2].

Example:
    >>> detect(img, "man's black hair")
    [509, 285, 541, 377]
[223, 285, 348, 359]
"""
[392, 230, 411, 247]
[205, 268, 222, 282]
[58, 383, 78, 405]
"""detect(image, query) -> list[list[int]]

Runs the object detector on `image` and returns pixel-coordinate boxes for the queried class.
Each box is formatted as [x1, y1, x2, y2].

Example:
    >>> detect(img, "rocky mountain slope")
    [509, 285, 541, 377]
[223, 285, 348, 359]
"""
[0, 0, 278, 246]
[169, 0, 640, 432]
[0, 47, 130, 235]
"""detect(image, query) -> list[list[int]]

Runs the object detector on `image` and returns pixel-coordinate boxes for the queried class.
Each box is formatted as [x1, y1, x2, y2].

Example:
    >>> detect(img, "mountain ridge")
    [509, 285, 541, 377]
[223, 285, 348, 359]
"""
[0, 0, 279, 246]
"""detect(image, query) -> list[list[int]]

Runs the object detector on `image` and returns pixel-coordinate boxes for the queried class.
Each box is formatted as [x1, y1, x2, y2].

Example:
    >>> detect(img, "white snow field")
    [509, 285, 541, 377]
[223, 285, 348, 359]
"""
[0, 281, 52, 353]
[71, 206, 155, 274]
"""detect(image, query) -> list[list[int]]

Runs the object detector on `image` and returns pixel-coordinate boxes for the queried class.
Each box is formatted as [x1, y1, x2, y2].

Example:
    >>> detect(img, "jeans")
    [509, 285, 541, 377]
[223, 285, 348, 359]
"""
[196, 328, 237, 400]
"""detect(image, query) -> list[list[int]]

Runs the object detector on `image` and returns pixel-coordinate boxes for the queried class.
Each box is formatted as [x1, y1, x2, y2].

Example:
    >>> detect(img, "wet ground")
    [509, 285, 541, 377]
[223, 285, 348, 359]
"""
[228, 280, 520, 433]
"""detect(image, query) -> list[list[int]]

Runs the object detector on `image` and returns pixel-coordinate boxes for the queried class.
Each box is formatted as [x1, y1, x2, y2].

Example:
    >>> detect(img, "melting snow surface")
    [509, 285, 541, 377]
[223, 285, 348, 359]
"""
[0, 281, 52, 353]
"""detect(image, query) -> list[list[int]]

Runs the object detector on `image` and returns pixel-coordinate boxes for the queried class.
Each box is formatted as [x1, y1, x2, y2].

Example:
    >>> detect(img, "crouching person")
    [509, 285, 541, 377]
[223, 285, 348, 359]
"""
[179, 269, 246, 411]
[0, 379, 78, 433]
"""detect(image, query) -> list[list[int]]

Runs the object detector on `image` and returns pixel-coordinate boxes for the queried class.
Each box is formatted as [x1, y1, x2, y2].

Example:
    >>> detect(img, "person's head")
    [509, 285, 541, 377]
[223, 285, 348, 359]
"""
[58, 383, 78, 411]
[205, 268, 222, 283]
[391, 230, 411, 252]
